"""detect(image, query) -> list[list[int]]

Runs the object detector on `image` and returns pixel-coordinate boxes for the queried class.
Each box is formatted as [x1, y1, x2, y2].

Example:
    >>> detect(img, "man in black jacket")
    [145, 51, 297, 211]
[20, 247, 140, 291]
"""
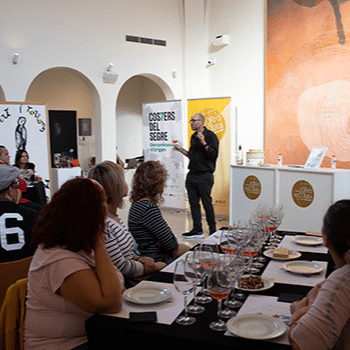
[0, 165, 40, 262]
[174, 113, 219, 238]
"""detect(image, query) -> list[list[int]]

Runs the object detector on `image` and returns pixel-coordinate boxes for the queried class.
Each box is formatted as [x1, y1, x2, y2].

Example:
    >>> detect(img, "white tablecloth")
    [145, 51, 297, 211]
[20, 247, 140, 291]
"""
[277, 235, 328, 254]
[104, 280, 193, 325]
[262, 259, 327, 287]
[225, 294, 291, 345]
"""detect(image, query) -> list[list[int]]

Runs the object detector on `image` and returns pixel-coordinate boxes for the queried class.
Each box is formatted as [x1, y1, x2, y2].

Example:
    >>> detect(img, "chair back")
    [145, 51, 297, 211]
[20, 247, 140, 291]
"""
[0, 278, 28, 350]
[0, 256, 32, 310]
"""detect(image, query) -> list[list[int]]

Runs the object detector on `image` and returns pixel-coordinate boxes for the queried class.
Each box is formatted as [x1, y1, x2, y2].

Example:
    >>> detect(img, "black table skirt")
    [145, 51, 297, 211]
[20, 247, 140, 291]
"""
[85, 230, 333, 349]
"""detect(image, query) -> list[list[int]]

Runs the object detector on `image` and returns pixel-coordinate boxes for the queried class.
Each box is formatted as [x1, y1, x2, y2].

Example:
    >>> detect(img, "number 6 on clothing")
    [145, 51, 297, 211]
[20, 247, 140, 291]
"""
[0, 213, 25, 250]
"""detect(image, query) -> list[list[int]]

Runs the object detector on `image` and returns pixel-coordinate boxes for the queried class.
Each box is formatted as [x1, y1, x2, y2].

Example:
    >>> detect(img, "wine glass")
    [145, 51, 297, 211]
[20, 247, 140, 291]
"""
[219, 229, 237, 255]
[207, 255, 240, 331]
[194, 243, 215, 304]
[233, 252, 251, 300]
[184, 253, 205, 314]
[251, 224, 270, 268]
[173, 260, 196, 325]
[266, 204, 284, 247]
[225, 252, 248, 309]
[242, 227, 263, 274]
[219, 230, 239, 317]
[230, 220, 253, 251]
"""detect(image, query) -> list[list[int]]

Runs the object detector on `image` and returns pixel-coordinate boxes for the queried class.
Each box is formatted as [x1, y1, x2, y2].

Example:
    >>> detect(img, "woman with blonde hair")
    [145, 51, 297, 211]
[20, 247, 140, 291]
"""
[88, 161, 165, 281]
[128, 160, 189, 263]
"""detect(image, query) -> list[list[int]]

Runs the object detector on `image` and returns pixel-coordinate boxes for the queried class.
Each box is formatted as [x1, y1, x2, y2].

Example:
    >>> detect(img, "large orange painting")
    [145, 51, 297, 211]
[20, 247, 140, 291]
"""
[266, 0, 350, 168]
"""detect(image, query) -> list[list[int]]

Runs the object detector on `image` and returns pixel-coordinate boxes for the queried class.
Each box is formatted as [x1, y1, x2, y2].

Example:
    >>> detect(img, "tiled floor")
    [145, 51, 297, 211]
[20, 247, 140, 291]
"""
[118, 199, 229, 250]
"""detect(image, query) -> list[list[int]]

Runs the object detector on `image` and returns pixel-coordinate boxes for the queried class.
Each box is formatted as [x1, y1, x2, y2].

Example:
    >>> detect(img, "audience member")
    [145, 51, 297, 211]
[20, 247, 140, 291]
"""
[25, 178, 124, 350]
[0, 145, 10, 164]
[288, 199, 350, 350]
[0, 146, 32, 205]
[14, 150, 37, 181]
[0, 165, 39, 263]
[128, 160, 189, 263]
[88, 161, 165, 282]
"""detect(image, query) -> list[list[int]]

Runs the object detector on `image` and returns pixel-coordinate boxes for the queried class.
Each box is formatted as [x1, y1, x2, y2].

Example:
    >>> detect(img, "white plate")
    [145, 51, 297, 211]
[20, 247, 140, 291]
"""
[226, 314, 287, 340]
[236, 276, 274, 292]
[283, 260, 324, 275]
[264, 248, 301, 260]
[123, 285, 172, 304]
[293, 235, 323, 246]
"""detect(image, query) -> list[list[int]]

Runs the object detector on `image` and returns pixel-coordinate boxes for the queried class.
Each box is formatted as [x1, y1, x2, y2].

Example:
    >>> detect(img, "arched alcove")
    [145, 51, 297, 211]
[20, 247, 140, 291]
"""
[116, 74, 175, 163]
[26, 67, 101, 171]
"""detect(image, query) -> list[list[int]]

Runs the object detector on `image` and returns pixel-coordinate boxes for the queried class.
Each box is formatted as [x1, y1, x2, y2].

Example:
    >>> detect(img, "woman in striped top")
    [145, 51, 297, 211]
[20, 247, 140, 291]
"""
[88, 161, 165, 280]
[128, 161, 189, 263]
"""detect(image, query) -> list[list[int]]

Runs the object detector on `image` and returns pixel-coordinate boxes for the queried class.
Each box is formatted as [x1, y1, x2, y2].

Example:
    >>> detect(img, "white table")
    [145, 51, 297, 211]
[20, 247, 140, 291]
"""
[230, 165, 350, 233]
[51, 167, 81, 193]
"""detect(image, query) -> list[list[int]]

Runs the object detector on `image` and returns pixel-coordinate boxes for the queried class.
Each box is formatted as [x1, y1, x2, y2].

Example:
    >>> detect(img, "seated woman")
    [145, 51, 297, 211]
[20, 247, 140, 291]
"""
[25, 178, 124, 350]
[128, 160, 189, 263]
[14, 150, 37, 182]
[288, 199, 350, 350]
[88, 161, 165, 281]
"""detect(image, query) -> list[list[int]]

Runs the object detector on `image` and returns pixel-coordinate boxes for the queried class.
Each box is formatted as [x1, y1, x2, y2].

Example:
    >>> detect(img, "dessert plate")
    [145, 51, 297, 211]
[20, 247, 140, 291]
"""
[235, 276, 274, 292]
[264, 248, 301, 260]
[293, 235, 323, 246]
[226, 314, 287, 340]
[123, 285, 171, 304]
[283, 261, 324, 275]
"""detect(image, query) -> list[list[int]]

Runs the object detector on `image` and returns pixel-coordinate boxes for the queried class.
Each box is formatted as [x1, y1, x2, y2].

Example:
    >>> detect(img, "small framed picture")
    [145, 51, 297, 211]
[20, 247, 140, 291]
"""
[78, 118, 92, 136]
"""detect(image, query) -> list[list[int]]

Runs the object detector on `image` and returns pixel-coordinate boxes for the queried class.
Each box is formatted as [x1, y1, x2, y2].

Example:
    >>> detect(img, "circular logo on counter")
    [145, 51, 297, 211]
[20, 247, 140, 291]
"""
[292, 180, 314, 208]
[243, 175, 261, 200]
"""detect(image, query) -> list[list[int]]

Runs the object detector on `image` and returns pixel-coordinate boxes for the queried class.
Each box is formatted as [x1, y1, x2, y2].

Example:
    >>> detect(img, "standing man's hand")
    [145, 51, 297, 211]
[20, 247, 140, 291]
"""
[173, 143, 189, 157]
[196, 132, 208, 148]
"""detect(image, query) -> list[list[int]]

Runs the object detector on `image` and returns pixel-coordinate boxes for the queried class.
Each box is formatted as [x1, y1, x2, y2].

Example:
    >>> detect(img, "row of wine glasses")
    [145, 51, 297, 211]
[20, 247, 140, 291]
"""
[173, 243, 249, 331]
[173, 243, 217, 325]
[173, 204, 284, 330]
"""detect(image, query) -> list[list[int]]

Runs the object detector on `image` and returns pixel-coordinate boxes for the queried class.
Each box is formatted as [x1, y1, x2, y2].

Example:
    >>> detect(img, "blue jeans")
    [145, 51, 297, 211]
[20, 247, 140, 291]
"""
[185, 171, 216, 234]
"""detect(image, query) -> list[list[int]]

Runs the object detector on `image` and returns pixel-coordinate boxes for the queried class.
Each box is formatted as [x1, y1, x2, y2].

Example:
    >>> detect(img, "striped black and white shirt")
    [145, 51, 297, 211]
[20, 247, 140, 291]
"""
[128, 200, 178, 262]
[105, 216, 144, 278]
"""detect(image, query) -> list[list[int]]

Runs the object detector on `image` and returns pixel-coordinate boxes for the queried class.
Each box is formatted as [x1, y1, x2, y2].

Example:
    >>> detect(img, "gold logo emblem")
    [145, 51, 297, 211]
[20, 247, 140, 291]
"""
[243, 175, 261, 200]
[292, 180, 314, 208]
[200, 108, 226, 141]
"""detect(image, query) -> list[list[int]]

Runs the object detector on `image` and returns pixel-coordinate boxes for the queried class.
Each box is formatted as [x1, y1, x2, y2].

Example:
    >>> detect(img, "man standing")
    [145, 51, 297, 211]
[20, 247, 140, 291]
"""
[174, 113, 219, 238]
[0, 165, 40, 262]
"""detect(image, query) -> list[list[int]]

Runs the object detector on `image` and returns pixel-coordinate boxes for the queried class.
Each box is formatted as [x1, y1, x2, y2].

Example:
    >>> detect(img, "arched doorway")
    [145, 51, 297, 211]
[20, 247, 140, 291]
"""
[116, 74, 175, 164]
[26, 67, 100, 172]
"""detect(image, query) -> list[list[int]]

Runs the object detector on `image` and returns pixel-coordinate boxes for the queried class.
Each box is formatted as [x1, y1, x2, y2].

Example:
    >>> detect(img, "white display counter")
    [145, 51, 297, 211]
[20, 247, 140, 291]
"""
[230, 165, 350, 233]
[51, 167, 82, 194]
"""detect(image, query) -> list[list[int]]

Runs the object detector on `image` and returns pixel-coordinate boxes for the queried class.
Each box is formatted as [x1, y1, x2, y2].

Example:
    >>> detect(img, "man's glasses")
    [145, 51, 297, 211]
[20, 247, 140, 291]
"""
[189, 119, 202, 123]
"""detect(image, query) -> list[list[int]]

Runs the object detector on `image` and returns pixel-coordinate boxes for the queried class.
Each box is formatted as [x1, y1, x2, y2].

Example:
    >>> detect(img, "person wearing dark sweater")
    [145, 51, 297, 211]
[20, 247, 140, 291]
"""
[174, 113, 219, 238]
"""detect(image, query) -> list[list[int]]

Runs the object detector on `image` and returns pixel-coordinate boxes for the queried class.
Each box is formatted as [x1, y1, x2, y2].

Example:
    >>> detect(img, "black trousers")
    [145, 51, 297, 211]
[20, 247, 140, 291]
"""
[185, 171, 216, 234]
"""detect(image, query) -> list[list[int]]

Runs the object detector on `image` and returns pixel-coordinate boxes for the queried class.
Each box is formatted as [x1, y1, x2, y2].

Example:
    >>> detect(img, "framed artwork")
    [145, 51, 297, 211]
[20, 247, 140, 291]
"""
[78, 118, 92, 136]
[266, 0, 350, 168]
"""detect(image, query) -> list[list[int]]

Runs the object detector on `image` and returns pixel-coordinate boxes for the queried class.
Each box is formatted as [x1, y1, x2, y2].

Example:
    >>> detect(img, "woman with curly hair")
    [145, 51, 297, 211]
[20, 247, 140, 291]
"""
[88, 161, 165, 282]
[128, 160, 189, 263]
[25, 178, 124, 350]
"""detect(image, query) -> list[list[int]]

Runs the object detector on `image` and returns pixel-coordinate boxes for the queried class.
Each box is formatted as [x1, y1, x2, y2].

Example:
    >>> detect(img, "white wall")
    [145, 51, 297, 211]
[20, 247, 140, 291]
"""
[0, 0, 266, 166]
[208, 0, 266, 160]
